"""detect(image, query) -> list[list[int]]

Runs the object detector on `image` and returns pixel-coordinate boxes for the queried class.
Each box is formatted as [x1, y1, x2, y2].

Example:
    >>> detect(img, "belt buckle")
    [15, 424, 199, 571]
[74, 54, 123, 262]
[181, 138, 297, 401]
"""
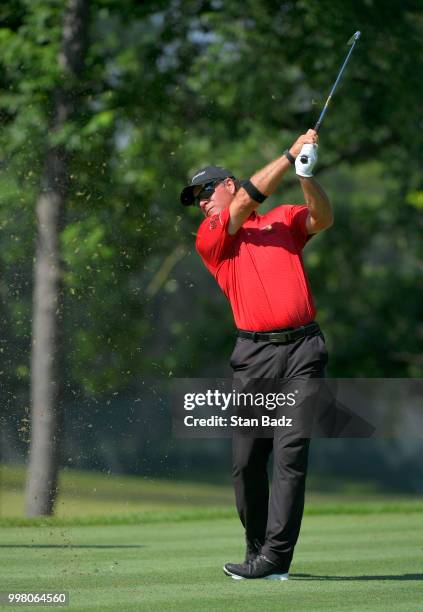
[285, 330, 294, 343]
[273, 331, 289, 344]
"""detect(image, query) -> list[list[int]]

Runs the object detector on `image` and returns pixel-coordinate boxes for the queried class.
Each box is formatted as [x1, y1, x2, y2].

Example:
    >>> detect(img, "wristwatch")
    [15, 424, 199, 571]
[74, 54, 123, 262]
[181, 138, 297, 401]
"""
[283, 149, 296, 165]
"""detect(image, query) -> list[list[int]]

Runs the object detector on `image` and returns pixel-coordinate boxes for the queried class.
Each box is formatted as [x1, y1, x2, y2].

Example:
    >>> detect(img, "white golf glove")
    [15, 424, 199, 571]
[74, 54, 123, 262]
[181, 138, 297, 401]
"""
[295, 143, 318, 178]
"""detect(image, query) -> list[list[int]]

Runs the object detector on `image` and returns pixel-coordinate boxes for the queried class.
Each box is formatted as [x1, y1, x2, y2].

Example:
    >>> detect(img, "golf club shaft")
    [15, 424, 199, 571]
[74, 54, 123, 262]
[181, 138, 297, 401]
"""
[299, 31, 360, 163]
[314, 34, 360, 132]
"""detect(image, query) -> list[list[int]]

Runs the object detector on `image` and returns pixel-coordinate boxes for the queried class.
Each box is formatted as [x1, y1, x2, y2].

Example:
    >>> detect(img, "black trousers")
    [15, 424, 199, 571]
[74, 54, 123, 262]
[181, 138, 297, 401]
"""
[230, 327, 328, 570]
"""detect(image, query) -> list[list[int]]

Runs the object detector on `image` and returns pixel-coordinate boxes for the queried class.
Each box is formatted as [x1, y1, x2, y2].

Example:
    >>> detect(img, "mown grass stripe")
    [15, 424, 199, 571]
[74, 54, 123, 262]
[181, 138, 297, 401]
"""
[1, 501, 423, 528]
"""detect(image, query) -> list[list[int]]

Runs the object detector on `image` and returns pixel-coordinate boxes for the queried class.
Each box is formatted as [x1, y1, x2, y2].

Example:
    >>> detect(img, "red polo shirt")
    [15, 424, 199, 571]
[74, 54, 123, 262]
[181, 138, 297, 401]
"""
[195, 205, 316, 331]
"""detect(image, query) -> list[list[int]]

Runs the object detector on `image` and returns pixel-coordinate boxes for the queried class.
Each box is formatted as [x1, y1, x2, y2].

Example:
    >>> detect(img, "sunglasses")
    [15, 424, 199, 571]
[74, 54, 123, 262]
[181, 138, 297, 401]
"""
[194, 180, 223, 205]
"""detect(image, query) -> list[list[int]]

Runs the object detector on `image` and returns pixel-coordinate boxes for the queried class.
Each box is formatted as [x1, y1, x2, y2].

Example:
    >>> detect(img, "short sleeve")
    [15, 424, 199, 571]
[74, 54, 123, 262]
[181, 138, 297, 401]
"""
[195, 207, 235, 272]
[285, 205, 311, 251]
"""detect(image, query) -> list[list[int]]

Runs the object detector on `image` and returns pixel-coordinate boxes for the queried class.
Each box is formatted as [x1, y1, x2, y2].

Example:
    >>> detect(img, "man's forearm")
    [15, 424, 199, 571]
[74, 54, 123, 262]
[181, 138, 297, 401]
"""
[300, 177, 333, 230]
[228, 129, 318, 235]
[248, 129, 317, 200]
[249, 155, 292, 197]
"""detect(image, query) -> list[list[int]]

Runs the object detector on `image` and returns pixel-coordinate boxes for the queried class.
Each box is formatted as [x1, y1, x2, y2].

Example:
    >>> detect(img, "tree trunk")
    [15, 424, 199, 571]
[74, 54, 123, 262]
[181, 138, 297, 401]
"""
[26, 0, 90, 517]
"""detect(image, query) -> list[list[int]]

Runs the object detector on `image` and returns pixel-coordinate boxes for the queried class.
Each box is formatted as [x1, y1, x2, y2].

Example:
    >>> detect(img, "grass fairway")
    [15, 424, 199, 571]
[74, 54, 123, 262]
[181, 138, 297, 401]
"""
[2, 463, 421, 520]
[1, 466, 422, 610]
[1, 511, 422, 611]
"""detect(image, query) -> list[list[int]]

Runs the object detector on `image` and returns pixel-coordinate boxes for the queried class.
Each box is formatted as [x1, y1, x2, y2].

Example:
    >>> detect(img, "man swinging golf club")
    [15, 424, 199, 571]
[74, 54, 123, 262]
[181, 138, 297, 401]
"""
[180, 129, 332, 579]
[180, 31, 360, 581]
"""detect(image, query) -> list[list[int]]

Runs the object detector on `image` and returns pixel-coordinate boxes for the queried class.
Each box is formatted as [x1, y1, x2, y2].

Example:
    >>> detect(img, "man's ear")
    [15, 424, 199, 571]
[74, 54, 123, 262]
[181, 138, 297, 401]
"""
[226, 178, 237, 195]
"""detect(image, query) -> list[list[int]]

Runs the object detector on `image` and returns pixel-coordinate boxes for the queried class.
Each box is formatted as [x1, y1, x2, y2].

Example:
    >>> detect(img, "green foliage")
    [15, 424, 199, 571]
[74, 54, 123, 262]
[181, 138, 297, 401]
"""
[0, 0, 422, 404]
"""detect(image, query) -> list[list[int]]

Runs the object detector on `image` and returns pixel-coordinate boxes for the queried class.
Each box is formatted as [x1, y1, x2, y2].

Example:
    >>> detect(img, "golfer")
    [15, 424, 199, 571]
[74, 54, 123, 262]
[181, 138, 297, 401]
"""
[180, 129, 332, 580]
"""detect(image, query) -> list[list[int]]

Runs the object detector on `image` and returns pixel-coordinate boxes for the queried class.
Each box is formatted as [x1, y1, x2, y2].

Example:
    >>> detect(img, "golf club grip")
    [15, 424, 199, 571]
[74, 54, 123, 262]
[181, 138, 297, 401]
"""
[300, 121, 321, 163]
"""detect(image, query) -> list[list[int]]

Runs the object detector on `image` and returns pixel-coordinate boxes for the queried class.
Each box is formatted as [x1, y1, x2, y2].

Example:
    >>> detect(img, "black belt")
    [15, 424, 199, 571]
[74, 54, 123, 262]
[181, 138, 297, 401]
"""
[237, 322, 320, 344]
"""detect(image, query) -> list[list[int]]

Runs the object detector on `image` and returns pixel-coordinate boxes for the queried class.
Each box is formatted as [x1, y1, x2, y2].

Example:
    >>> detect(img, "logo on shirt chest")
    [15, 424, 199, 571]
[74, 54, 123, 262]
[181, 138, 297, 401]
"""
[245, 224, 274, 236]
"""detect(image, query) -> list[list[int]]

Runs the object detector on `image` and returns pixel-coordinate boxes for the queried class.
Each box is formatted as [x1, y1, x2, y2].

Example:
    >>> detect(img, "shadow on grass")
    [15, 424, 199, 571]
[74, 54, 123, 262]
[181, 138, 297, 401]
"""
[0, 544, 145, 549]
[292, 573, 423, 581]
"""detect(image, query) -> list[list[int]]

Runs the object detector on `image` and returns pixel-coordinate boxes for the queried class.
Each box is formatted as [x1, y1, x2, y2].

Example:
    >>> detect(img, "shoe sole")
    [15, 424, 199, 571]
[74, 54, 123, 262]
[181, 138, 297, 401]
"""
[223, 566, 289, 581]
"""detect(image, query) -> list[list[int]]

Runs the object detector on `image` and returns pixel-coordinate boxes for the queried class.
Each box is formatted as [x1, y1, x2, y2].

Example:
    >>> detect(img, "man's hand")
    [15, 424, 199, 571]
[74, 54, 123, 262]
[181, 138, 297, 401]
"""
[295, 143, 318, 177]
[289, 129, 318, 157]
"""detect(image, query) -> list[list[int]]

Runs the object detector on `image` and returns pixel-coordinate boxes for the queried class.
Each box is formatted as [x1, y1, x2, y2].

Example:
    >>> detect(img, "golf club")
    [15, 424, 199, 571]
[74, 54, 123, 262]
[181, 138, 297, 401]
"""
[300, 31, 361, 163]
